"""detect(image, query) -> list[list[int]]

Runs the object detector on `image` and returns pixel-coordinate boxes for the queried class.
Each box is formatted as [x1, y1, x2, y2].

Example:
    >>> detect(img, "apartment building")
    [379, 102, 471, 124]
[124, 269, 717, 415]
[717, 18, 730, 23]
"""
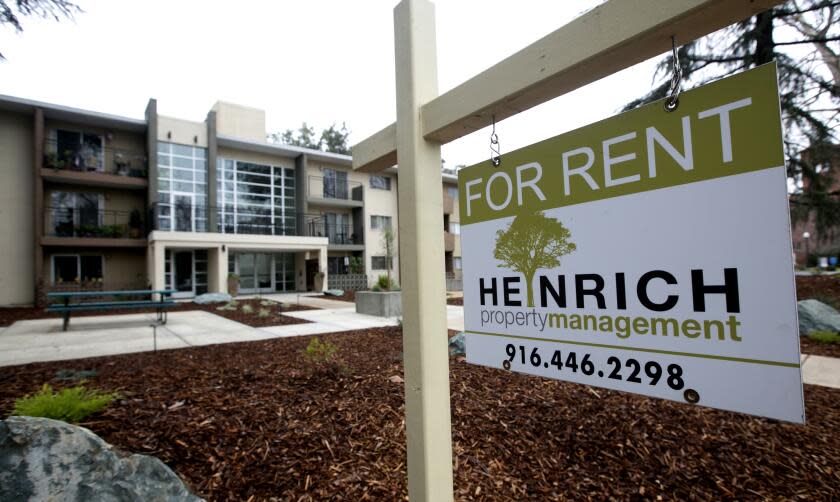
[0, 94, 462, 306]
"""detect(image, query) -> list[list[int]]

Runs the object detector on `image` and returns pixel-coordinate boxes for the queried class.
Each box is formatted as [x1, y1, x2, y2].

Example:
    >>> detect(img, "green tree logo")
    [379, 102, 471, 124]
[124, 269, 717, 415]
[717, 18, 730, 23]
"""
[494, 210, 576, 307]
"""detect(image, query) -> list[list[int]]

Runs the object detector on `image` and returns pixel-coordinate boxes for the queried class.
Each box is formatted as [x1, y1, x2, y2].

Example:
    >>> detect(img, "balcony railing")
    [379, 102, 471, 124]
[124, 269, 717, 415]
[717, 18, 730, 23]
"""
[305, 217, 363, 245]
[45, 207, 146, 239]
[148, 204, 364, 245]
[43, 138, 148, 178]
[308, 175, 363, 202]
[150, 203, 298, 236]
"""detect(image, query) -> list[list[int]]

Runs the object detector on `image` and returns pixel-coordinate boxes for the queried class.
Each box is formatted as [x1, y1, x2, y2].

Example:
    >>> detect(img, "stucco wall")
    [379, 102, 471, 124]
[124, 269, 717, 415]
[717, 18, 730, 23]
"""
[212, 101, 266, 143]
[43, 248, 146, 290]
[217, 147, 295, 170]
[362, 171, 400, 287]
[0, 110, 35, 305]
[305, 161, 400, 287]
[157, 115, 208, 147]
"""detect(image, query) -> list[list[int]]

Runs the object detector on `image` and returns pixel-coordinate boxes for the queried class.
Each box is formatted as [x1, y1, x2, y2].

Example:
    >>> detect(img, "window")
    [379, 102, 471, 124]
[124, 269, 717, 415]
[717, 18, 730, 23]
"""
[450, 222, 461, 235]
[372, 256, 392, 270]
[323, 168, 349, 199]
[157, 142, 208, 232]
[370, 175, 391, 190]
[52, 255, 103, 284]
[217, 159, 296, 235]
[50, 191, 103, 236]
[453, 257, 462, 270]
[328, 256, 349, 275]
[55, 129, 103, 171]
[446, 186, 458, 200]
[371, 215, 392, 230]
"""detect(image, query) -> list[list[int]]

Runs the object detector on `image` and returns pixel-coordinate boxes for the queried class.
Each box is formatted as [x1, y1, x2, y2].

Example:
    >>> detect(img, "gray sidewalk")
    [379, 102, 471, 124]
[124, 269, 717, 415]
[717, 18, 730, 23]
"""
[1, 305, 838, 391]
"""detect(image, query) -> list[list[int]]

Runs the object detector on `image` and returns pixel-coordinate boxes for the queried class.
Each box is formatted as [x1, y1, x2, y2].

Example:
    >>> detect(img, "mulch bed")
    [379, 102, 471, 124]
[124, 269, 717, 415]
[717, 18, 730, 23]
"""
[447, 296, 464, 306]
[318, 290, 357, 303]
[800, 336, 840, 358]
[0, 298, 316, 328]
[796, 274, 840, 307]
[1, 326, 837, 501]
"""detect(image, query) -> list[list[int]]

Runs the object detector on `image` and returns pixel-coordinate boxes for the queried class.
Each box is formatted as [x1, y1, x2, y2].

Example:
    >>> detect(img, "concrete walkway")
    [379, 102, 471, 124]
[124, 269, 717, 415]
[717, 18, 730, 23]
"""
[0, 306, 396, 368]
[1, 303, 839, 390]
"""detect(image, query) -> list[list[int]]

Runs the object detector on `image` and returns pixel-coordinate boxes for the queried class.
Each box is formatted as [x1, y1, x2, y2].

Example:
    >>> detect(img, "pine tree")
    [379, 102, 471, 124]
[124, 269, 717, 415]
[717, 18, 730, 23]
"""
[625, 0, 839, 233]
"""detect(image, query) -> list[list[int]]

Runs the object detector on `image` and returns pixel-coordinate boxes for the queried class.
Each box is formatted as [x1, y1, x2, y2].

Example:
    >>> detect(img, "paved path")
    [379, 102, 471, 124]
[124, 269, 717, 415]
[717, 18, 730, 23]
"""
[801, 354, 840, 389]
[0, 307, 395, 368]
[2, 304, 838, 390]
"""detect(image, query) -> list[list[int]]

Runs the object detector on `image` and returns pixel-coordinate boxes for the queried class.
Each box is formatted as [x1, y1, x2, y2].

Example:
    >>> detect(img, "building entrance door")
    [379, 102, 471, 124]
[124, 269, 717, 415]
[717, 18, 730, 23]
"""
[172, 251, 194, 298]
[236, 253, 274, 294]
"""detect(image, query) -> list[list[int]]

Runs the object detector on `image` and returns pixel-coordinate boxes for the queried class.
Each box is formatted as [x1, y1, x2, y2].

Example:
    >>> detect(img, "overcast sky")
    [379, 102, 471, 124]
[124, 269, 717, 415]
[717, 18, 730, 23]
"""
[0, 0, 668, 168]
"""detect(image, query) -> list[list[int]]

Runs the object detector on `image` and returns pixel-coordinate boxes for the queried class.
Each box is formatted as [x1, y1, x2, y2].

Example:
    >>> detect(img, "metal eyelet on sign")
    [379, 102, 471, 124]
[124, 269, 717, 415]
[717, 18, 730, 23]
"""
[664, 35, 682, 113]
[684, 388, 700, 404]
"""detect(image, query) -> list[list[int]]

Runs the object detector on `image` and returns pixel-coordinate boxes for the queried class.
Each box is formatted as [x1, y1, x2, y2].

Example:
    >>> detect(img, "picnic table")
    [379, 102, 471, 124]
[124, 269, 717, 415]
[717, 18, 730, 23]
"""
[46, 290, 177, 331]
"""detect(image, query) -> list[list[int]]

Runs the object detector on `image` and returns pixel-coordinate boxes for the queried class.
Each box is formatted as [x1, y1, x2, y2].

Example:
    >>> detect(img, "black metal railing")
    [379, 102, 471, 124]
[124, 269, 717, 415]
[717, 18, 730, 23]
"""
[149, 203, 298, 236]
[308, 175, 363, 202]
[43, 138, 148, 178]
[305, 218, 363, 245]
[45, 207, 146, 239]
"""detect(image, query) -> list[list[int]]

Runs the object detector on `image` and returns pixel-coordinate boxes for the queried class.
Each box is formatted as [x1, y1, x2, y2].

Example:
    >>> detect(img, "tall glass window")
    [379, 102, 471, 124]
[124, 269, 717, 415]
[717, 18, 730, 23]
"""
[156, 142, 207, 232]
[217, 159, 296, 235]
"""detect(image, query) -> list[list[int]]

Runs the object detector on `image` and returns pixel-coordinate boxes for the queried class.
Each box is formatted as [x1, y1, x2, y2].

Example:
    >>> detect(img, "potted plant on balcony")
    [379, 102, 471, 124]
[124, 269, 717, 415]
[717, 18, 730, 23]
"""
[128, 209, 143, 238]
[114, 154, 129, 176]
[44, 152, 65, 170]
[228, 273, 240, 297]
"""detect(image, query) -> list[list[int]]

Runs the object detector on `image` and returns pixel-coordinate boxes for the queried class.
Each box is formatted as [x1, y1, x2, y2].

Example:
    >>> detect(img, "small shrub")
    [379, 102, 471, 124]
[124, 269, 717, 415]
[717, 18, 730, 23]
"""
[241, 304, 254, 314]
[809, 330, 840, 344]
[13, 384, 118, 423]
[260, 300, 274, 307]
[302, 337, 338, 364]
[371, 283, 382, 292]
[217, 301, 239, 311]
[376, 275, 398, 291]
[258, 308, 271, 318]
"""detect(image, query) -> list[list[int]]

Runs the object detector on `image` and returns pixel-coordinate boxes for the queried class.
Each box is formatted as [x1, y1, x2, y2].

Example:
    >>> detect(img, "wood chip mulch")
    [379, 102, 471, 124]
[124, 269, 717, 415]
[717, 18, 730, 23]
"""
[1, 326, 837, 501]
[447, 296, 464, 306]
[0, 298, 316, 328]
[800, 336, 840, 358]
[796, 274, 840, 307]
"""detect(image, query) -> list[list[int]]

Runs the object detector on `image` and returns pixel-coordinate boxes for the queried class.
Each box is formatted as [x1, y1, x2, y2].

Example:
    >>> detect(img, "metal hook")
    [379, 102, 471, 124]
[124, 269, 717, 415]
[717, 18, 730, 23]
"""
[664, 35, 682, 112]
[490, 115, 501, 166]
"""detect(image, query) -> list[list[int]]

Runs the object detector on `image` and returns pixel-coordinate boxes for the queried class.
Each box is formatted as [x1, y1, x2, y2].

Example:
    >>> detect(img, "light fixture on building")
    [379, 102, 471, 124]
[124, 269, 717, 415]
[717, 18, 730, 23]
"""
[193, 135, 198, 144]
[167, 131, 172, 139]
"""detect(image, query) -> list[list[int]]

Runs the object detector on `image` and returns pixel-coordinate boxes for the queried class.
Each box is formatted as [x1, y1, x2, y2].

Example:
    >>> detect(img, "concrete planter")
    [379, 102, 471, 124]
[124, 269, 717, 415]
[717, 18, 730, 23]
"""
[356, 290, 402, 317]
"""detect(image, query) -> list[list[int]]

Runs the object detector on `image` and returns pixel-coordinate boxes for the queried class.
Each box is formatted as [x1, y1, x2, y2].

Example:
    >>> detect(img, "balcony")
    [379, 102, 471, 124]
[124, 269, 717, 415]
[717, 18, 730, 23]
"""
[149, 203, 299, 236]
[444, 231, 455, 252]
[304, 215, 364, 250]
[42, 207, 147, 247]
[443, 191, 455, 215]
[307, 175, 363, 208]
[42, 139, 148, 190]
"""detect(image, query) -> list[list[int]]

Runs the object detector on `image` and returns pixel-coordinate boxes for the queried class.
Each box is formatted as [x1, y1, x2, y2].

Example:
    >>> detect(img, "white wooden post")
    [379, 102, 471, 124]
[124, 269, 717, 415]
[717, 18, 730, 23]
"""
[393, 0, 454, 500]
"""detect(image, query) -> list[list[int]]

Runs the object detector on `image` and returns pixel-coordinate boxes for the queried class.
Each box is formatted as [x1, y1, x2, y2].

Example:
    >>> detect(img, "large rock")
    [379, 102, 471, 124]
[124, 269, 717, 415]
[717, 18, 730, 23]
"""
[449, 332, 466, 356]
[797, 299, 840, 336]
[193, 292, 232, 305]
[0, 416, 203, 502]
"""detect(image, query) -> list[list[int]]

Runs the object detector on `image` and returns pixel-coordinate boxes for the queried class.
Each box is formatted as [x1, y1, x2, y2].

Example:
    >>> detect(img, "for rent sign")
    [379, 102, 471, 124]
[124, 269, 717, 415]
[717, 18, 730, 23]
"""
[458, 63, 804, 423]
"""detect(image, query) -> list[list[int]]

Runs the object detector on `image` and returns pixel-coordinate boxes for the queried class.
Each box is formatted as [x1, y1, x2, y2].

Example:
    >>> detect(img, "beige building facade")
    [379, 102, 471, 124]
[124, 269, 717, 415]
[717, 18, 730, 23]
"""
[0, 94, 462, 306]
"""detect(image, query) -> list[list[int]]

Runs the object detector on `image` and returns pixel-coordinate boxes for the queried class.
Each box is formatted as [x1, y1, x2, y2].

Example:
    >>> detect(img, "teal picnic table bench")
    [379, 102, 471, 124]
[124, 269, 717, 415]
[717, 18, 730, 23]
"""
[46, 290, 177, 332]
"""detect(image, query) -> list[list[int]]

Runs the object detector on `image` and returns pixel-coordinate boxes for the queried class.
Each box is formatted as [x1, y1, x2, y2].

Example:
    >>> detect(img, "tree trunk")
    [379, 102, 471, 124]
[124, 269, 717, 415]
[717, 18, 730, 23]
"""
[525, 272, 536, 308]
